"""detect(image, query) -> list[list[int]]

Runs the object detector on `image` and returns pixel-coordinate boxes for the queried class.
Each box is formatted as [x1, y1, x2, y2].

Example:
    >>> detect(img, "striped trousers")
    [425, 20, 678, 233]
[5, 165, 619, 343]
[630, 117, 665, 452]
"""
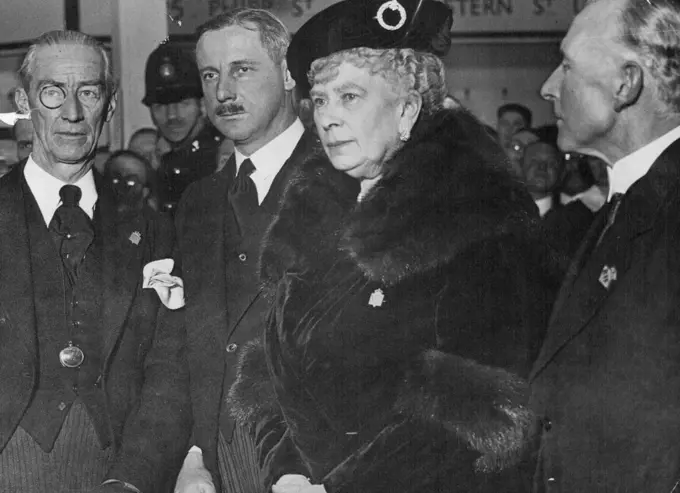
[0, 400, 113, 493]
[217, 425, 262, 493]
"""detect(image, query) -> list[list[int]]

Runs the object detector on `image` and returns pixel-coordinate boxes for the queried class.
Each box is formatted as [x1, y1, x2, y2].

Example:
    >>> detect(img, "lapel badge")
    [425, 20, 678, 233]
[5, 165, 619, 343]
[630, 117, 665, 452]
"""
[598, 265, 617, 290]
[191, 140, 200, 152]
[368, 288, 385, 308]
[129, 231, 142, 245]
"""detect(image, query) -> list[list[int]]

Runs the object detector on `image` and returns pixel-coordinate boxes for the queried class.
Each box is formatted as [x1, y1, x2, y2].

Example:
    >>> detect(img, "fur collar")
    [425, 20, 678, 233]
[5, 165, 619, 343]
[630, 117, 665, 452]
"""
[260, 108, 542, 287]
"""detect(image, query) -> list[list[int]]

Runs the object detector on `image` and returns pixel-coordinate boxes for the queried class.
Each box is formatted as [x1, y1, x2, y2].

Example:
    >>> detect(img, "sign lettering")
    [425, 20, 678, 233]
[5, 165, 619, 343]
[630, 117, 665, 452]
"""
[167, 0, 583, 35]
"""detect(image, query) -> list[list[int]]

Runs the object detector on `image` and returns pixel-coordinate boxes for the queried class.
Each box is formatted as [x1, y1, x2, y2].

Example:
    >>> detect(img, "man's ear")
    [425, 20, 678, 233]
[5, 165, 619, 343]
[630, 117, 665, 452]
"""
[614, 61, 643, 112]
[281, 58, 297, 92]
[105, 90, 118, 123]
[15, 87, 31, 114]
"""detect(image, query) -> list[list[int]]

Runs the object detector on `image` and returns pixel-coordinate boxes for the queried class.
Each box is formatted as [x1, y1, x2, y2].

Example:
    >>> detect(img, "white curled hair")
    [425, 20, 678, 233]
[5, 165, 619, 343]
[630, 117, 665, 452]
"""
[308, 47, 448, 116]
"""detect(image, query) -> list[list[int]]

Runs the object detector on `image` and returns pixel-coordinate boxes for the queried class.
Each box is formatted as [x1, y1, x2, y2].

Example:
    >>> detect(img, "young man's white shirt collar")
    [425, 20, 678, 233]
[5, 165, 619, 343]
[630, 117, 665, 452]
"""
[560, 185, 607, 212]
[535, 195, 553, 218]
[234, 118, 305, 205]
[23, 154, 98, 225]
[608, 124, 680, 201]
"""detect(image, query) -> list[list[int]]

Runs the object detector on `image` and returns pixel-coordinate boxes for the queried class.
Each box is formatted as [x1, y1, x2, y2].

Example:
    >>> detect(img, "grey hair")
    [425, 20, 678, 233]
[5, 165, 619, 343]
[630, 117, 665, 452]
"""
[18, 30, 116, 98]
[308, 47, 447, 116]
[618, 0, 680, 113]
[196, 8, 291, 64]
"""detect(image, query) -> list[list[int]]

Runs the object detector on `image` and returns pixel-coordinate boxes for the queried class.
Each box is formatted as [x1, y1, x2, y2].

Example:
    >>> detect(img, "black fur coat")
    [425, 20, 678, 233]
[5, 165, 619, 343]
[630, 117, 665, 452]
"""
[230, 109, 559, 493]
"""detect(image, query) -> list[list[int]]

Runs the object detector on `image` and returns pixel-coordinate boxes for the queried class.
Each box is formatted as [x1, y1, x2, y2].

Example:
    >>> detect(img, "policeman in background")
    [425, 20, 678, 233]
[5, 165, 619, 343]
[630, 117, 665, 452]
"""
[143, 42, 224, 214]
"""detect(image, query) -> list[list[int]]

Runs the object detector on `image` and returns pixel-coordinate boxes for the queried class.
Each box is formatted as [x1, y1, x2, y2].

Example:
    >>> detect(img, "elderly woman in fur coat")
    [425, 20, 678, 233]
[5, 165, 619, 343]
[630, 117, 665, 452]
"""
[228, 1, 559, 492]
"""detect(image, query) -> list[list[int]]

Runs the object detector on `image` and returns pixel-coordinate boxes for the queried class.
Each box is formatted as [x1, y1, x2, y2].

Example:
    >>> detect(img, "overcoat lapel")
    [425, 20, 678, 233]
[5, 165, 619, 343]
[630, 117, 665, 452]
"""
[531, 139, 680, 380]
[0, 164, 38, 363]
[99, 181, 147, 366]
[223, 131, 318, 341]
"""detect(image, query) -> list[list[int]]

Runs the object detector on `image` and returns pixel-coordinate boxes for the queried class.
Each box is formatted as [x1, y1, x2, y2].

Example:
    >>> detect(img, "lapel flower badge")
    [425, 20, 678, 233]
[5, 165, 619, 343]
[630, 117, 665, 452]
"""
[129, 230, 142, 245]
[368, 288, 385, 308]
[142, 258, 185, 309]
[598, 265, 617, 290]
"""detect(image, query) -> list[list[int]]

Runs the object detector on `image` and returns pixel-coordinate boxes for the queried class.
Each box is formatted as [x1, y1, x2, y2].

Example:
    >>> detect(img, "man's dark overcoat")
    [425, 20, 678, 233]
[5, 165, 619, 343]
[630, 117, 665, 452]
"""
[175, 131, 317, 491]
[530, 138, 680, 492]
[229, 109, 560, 493]
[0, 164, 191, 492]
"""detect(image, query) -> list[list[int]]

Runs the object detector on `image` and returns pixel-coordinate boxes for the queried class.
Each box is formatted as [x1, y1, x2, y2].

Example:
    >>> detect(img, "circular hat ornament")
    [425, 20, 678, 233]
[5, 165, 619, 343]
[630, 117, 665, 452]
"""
[375, 0, 407, 31]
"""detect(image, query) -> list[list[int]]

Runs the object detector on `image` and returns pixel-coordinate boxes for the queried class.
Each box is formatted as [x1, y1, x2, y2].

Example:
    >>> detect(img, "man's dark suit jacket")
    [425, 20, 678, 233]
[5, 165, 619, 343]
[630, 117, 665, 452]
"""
[175, 131, 317, 491]
[530, 138, 680, 492]
[0, 163, 191, 492]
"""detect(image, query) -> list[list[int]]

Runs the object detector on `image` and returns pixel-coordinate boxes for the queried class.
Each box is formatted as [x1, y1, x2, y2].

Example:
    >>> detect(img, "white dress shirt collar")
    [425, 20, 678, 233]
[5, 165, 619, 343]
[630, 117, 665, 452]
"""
[234, 118, 305, 204]
[560, 185, 607, 213]
[608, 125, 680, 201]
[23, 155, 98, 225]
[535, 195, 553, 218]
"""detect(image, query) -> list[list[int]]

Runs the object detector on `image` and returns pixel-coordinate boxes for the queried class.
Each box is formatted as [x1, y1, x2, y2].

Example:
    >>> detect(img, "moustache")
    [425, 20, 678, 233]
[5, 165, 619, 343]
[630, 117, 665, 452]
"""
[216, 104, 245, 117]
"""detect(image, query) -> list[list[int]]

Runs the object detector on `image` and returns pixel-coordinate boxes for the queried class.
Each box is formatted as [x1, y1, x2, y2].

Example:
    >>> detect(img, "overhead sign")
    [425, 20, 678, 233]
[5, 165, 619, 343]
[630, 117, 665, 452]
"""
[166, 0, 585, 35]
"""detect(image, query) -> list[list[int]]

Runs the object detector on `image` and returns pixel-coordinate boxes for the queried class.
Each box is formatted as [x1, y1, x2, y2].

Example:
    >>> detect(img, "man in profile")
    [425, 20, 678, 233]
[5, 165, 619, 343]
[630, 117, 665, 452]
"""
[530, 0, 680, 490]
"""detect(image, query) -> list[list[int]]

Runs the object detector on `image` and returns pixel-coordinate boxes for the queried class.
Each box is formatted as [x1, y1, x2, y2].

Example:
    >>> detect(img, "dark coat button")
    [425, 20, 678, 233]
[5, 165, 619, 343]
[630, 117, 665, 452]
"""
[543, 417, 552, 431]
[226, 343, 238, 353]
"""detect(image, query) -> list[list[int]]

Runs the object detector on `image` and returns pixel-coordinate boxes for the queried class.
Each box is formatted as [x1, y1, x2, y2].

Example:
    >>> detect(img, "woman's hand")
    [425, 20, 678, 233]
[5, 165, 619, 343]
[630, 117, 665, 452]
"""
[272, 474, 327, 493]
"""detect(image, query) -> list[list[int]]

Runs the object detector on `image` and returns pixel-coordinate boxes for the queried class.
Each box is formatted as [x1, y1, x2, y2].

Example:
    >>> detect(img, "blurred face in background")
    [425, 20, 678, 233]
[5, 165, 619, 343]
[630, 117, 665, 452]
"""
[14, 120, 34, 161]
[15, 43, 115, 180]
[498, 110, 528, 150]
[150, 98, 202, 144]
[586, 154, 609, 188]
[507, 129, 539, 177]
[521, 141, 563, 197]
[129, 129, 159, 164]
[0, 139, 18, 177]
[106, 153, 150, 211]
[561, 152, 595, 196]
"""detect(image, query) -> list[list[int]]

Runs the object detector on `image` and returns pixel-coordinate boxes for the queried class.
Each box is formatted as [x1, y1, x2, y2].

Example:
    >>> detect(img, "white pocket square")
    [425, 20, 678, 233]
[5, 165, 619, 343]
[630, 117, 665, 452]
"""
[143, 258, 185, 310]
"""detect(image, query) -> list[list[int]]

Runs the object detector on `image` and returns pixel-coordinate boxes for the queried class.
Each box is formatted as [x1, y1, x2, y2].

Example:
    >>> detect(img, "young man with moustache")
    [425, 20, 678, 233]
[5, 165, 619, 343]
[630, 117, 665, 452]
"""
[173, 8, 317, 493]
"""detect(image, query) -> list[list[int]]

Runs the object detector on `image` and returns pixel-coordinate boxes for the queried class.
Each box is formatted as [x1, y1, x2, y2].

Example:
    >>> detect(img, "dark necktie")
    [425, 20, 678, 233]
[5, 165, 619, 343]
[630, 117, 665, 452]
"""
[49, 184, 95, 283]
[228, 159, 258, 227]
[595, 192, 623, 248]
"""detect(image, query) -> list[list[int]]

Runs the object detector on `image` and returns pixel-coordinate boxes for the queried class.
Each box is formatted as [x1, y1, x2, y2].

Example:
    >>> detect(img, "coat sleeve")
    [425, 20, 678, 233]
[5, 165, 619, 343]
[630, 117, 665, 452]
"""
[106, 212, 192, 492]
[323, 239, 542, 493]
[228, 338, 312, 490]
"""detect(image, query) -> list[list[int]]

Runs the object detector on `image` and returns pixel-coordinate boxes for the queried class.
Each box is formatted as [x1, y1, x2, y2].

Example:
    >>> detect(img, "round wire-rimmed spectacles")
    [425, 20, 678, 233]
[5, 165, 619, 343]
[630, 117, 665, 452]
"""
[39, 84, 104, 110]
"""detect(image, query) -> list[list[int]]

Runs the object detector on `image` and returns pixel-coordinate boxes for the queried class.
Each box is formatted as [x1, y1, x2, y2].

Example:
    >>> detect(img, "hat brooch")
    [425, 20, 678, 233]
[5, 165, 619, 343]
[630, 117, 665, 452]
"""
[375, 0, 407, 31]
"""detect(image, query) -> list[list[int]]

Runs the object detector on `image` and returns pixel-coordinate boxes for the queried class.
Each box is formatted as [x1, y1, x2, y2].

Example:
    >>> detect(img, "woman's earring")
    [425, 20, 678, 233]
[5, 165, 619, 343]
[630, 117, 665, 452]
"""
[399, 129, 410, 142]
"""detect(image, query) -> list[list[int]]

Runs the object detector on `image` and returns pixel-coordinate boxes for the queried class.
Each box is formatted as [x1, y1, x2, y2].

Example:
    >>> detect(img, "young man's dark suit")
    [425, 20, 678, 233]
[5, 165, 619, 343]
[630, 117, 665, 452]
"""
[0, 162, 191, 492]
[175, 129, 317, 491]
[530, 138, 680, 492]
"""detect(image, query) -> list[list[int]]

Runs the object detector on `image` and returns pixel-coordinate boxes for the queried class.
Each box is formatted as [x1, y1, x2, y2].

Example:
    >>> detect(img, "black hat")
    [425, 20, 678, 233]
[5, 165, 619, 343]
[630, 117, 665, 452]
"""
[288, 0, 453, 97]
[143, 43, 203, 106]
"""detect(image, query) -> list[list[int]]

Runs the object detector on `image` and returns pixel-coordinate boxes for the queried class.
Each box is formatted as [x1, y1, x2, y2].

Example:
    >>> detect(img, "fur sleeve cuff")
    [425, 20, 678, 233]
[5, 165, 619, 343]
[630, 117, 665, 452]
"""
[228, 338, 280, 424]
[394, 349, 533, 472]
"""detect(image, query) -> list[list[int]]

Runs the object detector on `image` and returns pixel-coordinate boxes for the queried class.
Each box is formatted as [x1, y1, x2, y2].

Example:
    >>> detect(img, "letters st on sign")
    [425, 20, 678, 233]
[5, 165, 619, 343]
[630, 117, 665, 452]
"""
[167, 0, 582, 35]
